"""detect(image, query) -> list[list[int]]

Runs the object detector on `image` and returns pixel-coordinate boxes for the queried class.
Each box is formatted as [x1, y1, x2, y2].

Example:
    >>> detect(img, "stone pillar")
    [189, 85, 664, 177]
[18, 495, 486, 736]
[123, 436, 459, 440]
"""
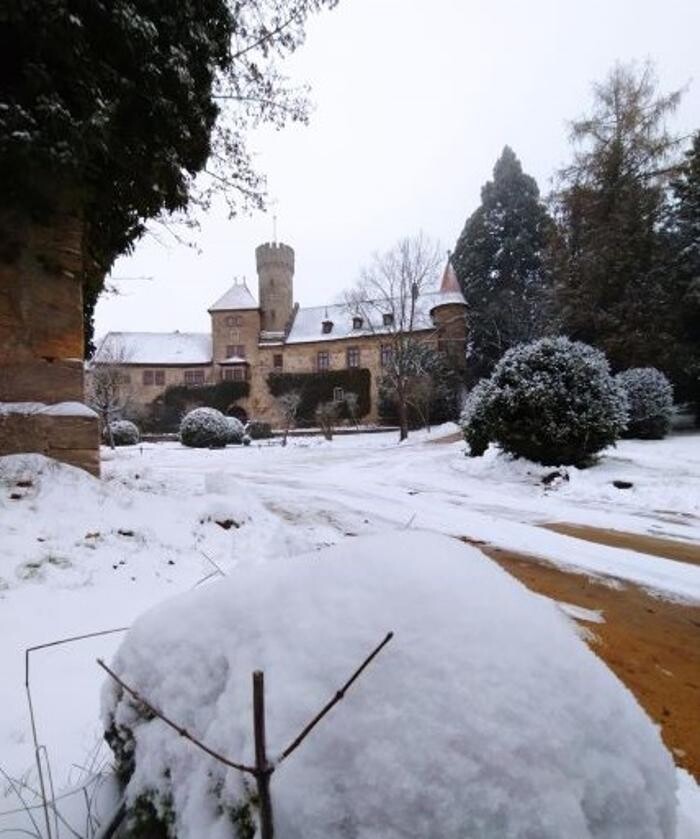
[0, 205, 100, 474]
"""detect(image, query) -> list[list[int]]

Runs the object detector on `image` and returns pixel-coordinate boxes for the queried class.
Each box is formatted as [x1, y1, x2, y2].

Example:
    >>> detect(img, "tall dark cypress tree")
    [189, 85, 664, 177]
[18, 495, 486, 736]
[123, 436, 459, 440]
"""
[452, 146, 553, 383]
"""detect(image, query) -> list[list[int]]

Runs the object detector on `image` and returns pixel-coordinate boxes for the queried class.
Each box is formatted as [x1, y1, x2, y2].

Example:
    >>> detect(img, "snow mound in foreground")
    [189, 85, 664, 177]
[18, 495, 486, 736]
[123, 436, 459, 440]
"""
[102, 532, 676, 839]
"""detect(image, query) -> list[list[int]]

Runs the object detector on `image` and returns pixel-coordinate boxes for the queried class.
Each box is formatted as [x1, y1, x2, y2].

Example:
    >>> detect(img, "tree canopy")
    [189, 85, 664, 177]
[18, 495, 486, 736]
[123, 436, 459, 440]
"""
[0, 0, 336, 349]
[551, 61, 684, 374]
[452, 145, 553, 383]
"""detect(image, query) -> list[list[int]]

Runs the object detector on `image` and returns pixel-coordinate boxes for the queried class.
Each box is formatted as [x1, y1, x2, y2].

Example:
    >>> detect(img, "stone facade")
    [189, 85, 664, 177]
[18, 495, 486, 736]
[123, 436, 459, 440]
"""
[92, 242, 467, 428]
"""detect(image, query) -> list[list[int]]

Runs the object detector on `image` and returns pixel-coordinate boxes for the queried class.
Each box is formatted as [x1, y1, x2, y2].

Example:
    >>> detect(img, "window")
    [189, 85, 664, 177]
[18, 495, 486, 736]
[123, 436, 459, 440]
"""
[322, 319, 333, 334]
[117, 372, 131, 385]
[273, 354, 283, 370]
[185, 370, 205, 385]
[346, 346, 360, 368]
[352, 316, 363, 330]
[225, 315, 243, 327]
[154, 370, 165, 386]
[226, 344, 246, 358]
[224, 368, 246, 382]
[380, 344, 393, 367]
[142, 370, 154, 385]
[382, 312, 394, 327]
[333, 387, 344, 402]
[317, 351, 330, 371]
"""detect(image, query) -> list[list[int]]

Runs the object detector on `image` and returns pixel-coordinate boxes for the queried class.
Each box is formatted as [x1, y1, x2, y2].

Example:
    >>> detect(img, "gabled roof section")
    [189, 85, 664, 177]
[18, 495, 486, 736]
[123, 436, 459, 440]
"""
[92, 332, 212, 365]
[286, 292, 449, 344]
[208, 280, 258, 312]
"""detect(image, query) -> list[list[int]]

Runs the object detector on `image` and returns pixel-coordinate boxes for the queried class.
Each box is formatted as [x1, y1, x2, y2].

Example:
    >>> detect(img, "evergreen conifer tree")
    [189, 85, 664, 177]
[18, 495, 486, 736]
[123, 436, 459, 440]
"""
[452, 146, 553, 383]
[551, 62, 684, 374]
[666, 132, 700, 412]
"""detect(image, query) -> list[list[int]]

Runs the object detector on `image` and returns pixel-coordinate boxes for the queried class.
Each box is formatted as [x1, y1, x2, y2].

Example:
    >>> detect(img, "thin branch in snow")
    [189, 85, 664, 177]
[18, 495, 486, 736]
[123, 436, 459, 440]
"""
[96, 660, 258, 776]
[276, 631, 394, 765]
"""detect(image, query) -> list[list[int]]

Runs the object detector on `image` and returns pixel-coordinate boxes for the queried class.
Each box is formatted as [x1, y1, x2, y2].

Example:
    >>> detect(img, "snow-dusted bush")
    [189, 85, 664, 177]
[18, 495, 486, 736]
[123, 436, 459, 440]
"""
[224, 415, 245, 445]
[245, 420, 273, 440]
[462, 337, 628, 466]
[460, 379, 497, 457]
[616, 367, 674, 439]
[242, 434, 251, 447]
[179, 407, 229, 448]
[104, 419, 140, 446]
[102, 532, 676, 839]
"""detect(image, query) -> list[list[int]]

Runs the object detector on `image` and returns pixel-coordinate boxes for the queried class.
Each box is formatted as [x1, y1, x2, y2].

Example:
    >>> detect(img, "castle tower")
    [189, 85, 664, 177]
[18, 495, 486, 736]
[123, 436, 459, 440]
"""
[256, 242, 294, 334]
[430, 255, 468, 370]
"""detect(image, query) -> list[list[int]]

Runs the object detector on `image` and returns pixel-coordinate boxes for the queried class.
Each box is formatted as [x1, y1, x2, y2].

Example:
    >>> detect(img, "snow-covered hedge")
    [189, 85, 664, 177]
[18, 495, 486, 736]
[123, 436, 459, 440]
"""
[224, 415, 245, 445]
[616, 367, 674, 439]
[460, 379, 497, 457]
[179, 407, 229, 448]
[460, 337, 628, 466]
[104, 420, 140, 446]
[102, 532, 676, 839]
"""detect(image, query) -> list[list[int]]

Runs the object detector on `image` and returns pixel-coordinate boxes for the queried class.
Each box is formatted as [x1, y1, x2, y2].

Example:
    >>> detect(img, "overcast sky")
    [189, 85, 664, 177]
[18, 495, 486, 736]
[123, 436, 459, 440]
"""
[95, 0, 700, 338]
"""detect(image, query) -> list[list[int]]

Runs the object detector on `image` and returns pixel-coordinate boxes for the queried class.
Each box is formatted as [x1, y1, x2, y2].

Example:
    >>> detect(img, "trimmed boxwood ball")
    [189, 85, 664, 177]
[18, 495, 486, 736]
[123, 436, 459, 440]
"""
[180, 407, 229, 448]
[245, 419, 273, 439]
[224, 416, 245, 445]
[104, 420, 140, 446]
[616, 367, 674, 439]
[462, 337, 628, 467]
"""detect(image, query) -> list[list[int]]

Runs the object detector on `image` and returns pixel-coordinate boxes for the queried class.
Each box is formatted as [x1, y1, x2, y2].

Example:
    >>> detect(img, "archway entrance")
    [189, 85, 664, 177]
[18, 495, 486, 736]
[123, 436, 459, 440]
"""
[226, 404, 248, 423]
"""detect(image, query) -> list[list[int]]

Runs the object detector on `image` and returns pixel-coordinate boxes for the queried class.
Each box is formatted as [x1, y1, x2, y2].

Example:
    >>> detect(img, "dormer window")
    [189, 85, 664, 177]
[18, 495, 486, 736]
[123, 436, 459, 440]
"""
[382, 312, 394, 326]
[322, 319, 333, 334]
[352, 316, 363, 330]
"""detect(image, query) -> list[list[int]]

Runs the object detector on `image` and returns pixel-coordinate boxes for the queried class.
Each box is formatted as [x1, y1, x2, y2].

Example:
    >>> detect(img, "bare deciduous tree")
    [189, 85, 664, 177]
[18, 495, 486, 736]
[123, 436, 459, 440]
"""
[276, 391, 301, 447]
[347, 233, 442, 441]
[86, 338, 134, 448]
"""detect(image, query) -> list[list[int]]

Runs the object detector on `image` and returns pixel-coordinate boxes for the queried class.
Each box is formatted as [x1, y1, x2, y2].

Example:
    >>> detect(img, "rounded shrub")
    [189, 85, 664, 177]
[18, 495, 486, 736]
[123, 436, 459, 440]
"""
[616, 367, 674, 439]
[224, 415, 245, 445]
[104, 420, 140, 446]
[460, 380, 497, 457]
[245, 419, 273, 440]
[179, 407, 229, 448]
[463, 337, 628, 466]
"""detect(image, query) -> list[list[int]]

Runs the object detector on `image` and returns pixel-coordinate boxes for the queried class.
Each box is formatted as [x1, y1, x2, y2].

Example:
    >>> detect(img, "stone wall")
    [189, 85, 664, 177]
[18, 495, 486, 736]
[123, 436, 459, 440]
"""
[0, 406, 100, 475]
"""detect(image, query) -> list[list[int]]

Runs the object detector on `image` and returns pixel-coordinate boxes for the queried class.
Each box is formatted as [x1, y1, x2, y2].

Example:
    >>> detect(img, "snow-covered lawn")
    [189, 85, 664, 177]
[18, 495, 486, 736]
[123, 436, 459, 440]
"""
[1, 426, 699, 835]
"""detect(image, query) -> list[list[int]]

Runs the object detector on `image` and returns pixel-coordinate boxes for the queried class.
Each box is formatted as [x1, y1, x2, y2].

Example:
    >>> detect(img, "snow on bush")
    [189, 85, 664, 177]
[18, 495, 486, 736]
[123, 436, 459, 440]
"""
[616, 367, 674, 439]
[460, 379, 498, 457]
[224, 415, 245, 445]
[102, 532, 676, 839]
[460, 337, 628, 466]
[104, 419, 140, 446]
[180, 407, 229, 448]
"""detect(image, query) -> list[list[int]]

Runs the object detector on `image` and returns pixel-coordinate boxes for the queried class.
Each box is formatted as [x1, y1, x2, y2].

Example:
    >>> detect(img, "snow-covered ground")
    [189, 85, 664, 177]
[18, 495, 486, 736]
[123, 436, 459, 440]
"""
[1, 426, 699, 836]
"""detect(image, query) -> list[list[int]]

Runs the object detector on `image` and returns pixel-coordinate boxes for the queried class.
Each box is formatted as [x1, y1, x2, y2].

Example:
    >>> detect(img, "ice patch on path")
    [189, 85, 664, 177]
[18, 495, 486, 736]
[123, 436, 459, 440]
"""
[103, 532, 676, 839]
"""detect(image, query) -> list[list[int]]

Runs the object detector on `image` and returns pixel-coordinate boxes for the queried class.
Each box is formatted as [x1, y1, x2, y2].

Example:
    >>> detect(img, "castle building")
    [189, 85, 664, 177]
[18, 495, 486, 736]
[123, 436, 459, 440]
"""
[92, 242, 468, 426]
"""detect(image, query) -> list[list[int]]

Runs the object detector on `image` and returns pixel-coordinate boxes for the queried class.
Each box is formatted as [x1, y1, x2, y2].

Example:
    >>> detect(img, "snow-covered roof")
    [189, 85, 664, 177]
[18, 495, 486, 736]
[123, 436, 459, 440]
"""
[93, 332, 212, 365]
[0, 401, 97, 418]
[286, 290, 463, 344]
[208, 281, 258, 312]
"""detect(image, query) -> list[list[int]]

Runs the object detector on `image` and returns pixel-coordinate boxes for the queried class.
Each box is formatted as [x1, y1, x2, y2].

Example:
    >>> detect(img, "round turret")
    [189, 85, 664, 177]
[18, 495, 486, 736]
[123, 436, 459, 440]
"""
[256, 242, 294, 334]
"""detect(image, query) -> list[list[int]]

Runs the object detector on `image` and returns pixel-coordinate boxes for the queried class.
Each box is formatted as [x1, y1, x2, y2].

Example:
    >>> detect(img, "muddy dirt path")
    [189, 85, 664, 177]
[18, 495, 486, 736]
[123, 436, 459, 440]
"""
[463, 537, 700, 781]
[542, 522, 700, 567]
